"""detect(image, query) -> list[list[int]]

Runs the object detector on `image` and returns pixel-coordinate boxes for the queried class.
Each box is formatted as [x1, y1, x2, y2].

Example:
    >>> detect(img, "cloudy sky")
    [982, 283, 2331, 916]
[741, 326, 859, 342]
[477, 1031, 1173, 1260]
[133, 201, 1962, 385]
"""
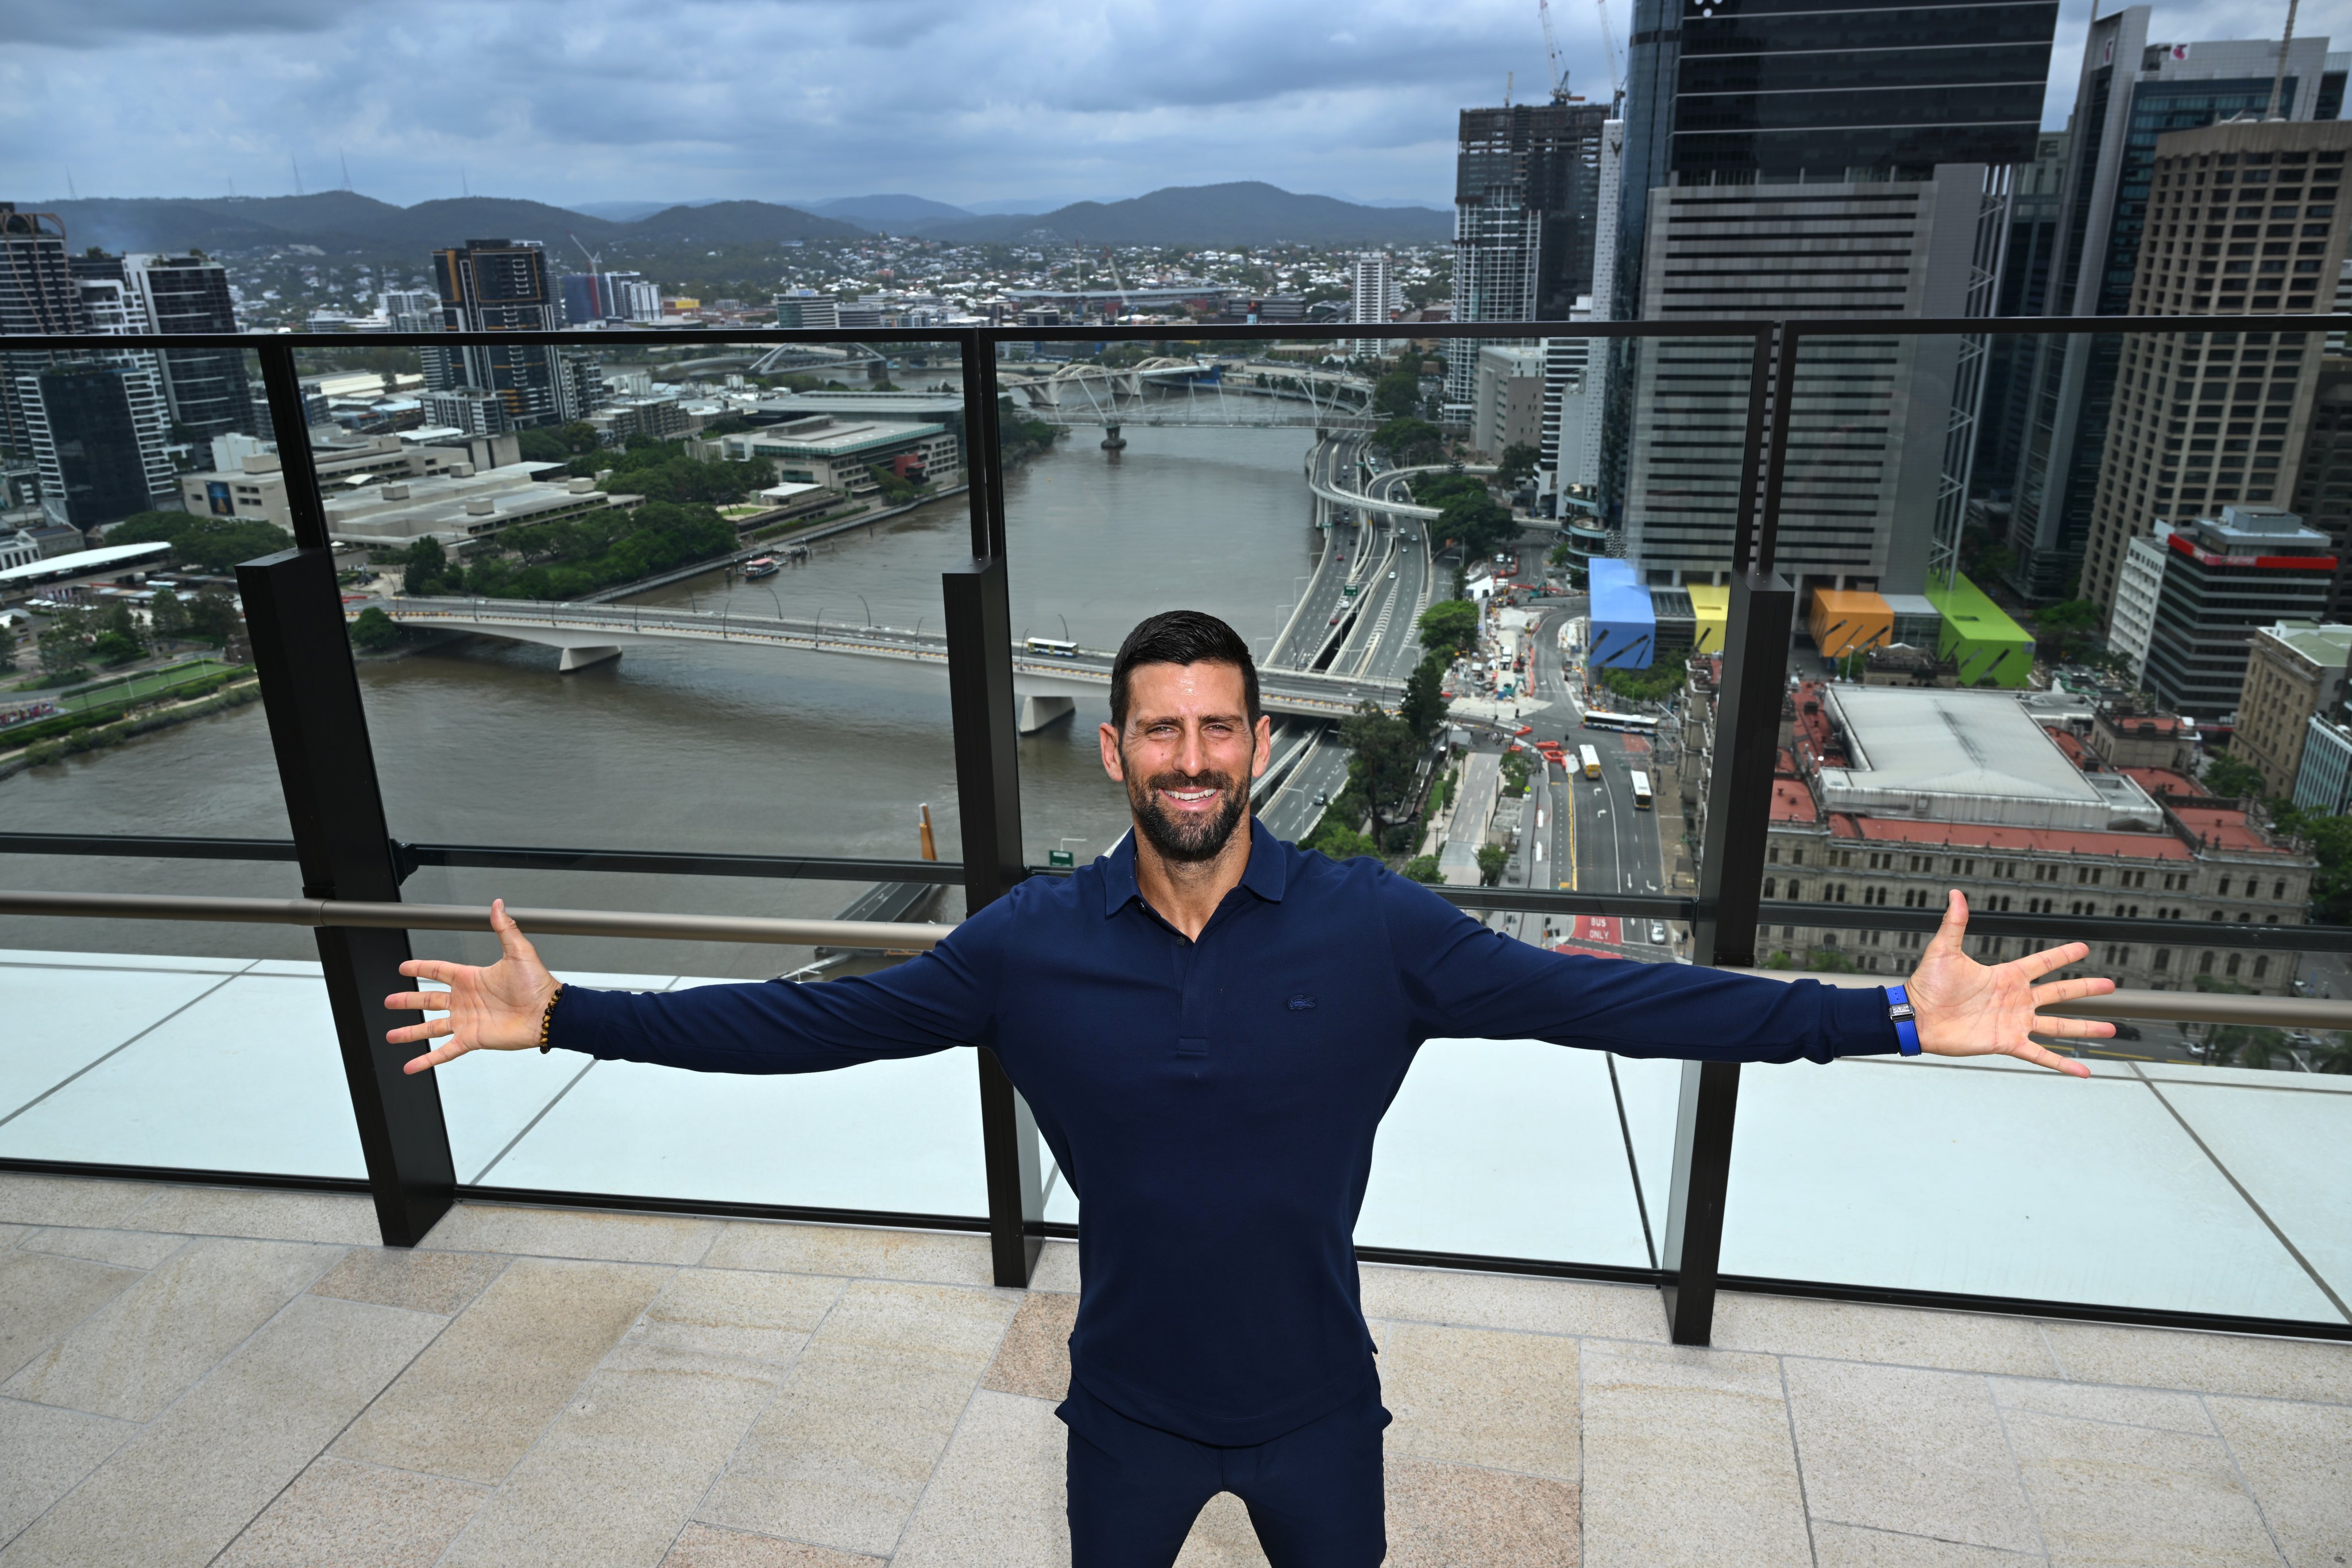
[0, 0, 2340, 213]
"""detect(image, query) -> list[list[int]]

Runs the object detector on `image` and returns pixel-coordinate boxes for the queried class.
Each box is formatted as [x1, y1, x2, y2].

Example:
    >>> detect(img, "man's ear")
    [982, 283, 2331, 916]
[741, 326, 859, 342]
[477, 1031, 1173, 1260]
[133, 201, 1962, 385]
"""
[1099, 721, 1126, 782]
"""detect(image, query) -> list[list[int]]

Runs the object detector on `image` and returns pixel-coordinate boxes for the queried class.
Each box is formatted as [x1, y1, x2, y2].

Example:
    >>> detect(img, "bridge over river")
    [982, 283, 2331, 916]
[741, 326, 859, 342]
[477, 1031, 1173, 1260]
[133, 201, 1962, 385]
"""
[361, 596, 1404, 732]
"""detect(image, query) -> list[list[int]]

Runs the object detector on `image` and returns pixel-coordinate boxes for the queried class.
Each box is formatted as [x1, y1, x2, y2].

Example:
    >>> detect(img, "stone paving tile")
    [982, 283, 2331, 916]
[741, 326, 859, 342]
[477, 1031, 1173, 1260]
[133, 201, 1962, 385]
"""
[1174, 1493, 1267, 1567]
[1783, 1359, 2038, 1554]
[629, 1268, 843, 1365]
[419, 1203, 721, 1265]
[1810, 1521, 2046, 1567]
[702, 1221, 996, 1287]
[1384, 1455, 1579, 1567]
[129, 1187, 380, 1246]
[1712, 1294, 2063, 1377]
[0, 1397, 135, 1546]
[1378, 1320, 1579, 1480]
[1029, 1240, 1080, 1294]
[440, 1341, 785, 1568]
[891, 1388, 1069, 1568]
[333, 1256, 668, 1484]
[2003, 1408, 2278, 1567]
[1991, 1376, 2216, 1435]
[662, 1523, 885, 1565]
[1, 1237, 338, 1422]
[2207, 1395, 2352, 1568]
[213, 1455, 488, 1568]
[0, 1295, 443, 1568]
[17, 1228, 187, 1270]
[0, 1176, 157, 1230]
[309, 1248, 511, 1317]
[982, 1291, 1076, 1402]
[1357, 1262, 1669, 1343]
[698, 1281, 1018, 1558]
[0, 1222, 33, 1250]
[2039, 1320, 2352, 1404]
[1580, 1339, 1813, 1568]
[0, 1252, 145, 1385]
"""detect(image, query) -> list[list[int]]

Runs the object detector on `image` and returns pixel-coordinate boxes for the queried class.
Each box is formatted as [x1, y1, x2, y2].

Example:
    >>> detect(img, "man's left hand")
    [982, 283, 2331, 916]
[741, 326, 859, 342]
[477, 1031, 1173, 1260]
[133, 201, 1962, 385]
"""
[1905, 890, 2114, 1078]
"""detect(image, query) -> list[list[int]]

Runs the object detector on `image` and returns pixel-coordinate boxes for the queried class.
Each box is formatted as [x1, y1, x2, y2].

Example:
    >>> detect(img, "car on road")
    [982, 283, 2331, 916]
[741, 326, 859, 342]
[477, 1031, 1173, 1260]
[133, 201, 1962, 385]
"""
[1649, 921, 1669, 945]
[1388, 570, 1397, 579]
[1312, 791, 1328, 806]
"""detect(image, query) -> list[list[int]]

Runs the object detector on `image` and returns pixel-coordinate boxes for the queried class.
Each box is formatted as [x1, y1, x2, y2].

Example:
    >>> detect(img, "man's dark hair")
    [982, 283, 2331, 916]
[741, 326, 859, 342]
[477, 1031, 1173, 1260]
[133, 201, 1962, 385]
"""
[1109, 611, 1261, 732]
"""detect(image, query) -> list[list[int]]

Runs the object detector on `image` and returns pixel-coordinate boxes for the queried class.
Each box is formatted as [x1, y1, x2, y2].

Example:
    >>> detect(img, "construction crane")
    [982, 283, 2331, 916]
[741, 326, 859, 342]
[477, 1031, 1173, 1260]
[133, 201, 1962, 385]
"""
[566, 231, 601, 319]
[1538, 0, 1570, 100]
[1557, 0, 1625, 114]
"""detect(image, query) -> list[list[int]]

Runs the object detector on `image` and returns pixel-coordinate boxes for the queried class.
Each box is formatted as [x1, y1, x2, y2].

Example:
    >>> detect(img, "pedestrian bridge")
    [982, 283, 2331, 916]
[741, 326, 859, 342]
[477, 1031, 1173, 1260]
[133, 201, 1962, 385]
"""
[1003, 360, 1378, 432]
[362, 597, 1403, 731]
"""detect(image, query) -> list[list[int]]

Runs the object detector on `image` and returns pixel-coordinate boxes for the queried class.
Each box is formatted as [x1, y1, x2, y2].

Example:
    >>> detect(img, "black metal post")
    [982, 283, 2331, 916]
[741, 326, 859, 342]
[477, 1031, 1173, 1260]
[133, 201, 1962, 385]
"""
[942, 555, 1042, 1285]
[236, 547, 455, 1247]
[234, 345, 454, 1248]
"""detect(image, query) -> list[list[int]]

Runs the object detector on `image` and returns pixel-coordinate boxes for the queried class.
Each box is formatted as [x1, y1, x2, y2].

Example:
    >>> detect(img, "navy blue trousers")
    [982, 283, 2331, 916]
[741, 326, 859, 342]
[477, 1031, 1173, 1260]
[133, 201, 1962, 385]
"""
[1059, 1377, 1389, 1568]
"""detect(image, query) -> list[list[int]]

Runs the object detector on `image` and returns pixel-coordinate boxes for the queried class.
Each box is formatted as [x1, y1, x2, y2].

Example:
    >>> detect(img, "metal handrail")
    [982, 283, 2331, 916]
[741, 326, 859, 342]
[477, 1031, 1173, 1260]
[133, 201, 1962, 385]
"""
[8, 888, 2348, 1031]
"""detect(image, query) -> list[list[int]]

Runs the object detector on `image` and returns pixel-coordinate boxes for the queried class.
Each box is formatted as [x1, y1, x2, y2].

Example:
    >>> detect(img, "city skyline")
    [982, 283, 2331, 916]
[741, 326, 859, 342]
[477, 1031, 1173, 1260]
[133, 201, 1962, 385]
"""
[5, 0, 2332, 211]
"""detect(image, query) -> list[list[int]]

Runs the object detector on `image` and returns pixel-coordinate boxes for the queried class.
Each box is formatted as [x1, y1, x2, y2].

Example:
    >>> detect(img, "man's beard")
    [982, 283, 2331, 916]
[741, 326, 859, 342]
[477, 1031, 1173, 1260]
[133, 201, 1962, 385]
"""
[1125, 762, 1249, 863]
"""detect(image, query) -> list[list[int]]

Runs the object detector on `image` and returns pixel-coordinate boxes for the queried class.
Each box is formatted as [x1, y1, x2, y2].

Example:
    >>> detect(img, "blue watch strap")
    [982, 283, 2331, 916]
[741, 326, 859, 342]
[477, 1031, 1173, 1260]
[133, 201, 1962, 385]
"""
[1885, 984, 1921, 1056]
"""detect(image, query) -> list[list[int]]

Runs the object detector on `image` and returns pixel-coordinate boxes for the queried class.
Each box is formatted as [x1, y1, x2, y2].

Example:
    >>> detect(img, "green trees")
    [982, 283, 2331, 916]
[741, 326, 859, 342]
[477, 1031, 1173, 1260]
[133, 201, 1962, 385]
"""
[1400, 855, 1446, 885]
[2032, 598, 2102, 661]
[2202, 752, 2266, 800]
[1369, 417, 1444, 466]
[1499, 748, 1530, 797]
[1372, 369, 1422, 420]
[1494, 442, 1539, 491]
[90, 602, 146, 666]
[567, 440, 766, 505]
[460, 502, 737, 600]
[400, 538, 455, 597]
[184, 587, 239, 646]
[2269, 801, 2352, 923]
[107, 512, 293, 573]
[1339, 700, 1424, 843]
[516, 422, 604, 461]
[1417, 598, 1480, 659]
[1600, 663, 1683, 705]
[1400, 652, 1450, 738]
[1476, 843, 1509, 886]
[148, 588, 189, 642]
[349, 607, 401, 651]
[38, 607, 91, 678]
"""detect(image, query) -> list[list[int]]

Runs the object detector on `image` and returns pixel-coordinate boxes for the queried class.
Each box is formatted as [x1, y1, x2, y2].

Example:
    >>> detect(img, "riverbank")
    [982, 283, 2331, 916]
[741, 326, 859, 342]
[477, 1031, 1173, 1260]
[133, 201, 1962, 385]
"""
[0, 670, 262, 781]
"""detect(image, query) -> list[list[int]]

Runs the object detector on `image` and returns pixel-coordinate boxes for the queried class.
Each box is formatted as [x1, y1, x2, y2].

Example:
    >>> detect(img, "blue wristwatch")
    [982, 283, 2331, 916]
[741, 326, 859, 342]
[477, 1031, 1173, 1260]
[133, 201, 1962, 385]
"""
[1885, 984, 1921, 1056]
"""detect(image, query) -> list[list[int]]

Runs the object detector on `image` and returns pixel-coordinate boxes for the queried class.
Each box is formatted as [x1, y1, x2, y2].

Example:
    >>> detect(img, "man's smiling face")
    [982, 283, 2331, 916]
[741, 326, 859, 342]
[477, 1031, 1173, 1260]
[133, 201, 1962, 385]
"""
[1100, 658, 1271, 863]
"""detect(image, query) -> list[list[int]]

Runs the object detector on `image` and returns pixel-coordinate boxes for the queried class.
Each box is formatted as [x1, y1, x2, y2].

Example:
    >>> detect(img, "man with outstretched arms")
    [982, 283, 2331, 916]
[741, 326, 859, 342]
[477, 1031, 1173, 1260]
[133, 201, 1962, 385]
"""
[389, 610, 2114, 1568]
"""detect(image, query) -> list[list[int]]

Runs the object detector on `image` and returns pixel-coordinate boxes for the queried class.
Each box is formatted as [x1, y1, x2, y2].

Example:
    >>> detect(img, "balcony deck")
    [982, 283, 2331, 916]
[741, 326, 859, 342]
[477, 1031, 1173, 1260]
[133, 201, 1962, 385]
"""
[2, 1173, 2347, 1566]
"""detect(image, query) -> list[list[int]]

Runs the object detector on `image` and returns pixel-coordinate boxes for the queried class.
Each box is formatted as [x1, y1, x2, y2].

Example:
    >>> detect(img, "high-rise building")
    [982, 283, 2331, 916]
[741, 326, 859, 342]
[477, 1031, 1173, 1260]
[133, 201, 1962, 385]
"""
[424, 240, 594, 428]
[2288, 357, 2352, 617]
[1, 206, 82, 465]
[2109, 509, 2338, 717]
[2079, 116, 2352, 619]
[562, 270, 661, 326]
[1613, 0, 2060, 323]
[2235, 621, 2352, 797]
[20, 358, 175, 529]
[1974, 132, 2071, 507]
[1348, 253, 1396, 359]
[1990, 7, 2344, 601]
[1607, 0, 2057, 606]
[1445, 100, 1609, 419]
[123, 254, 256, 441]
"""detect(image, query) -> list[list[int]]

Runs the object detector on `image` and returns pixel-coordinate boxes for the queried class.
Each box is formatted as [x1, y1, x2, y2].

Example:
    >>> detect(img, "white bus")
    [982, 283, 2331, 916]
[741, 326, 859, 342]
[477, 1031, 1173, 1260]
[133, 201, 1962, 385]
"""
[1629, 770, 1654, 809]
[1581, 709, 1658, 736]
[1023, 636, 1080, 658]
[1578, 744, 1602, 780]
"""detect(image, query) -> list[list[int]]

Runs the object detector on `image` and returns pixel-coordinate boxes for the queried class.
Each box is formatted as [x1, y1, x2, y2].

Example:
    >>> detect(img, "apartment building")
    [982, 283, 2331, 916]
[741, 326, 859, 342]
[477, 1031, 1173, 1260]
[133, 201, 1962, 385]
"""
[2234, 621, 2352, 795]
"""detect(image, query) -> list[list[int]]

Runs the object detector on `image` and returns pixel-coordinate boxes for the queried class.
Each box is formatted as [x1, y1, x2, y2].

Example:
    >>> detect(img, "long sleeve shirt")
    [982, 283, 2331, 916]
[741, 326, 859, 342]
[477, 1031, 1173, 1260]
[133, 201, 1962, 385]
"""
[551, 817, 1899, 1445]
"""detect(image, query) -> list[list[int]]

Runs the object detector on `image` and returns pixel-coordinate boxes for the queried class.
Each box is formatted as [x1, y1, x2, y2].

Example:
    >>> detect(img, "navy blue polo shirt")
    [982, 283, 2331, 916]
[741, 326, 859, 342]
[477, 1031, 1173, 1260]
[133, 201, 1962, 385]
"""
[551, 818, 1897, 1444]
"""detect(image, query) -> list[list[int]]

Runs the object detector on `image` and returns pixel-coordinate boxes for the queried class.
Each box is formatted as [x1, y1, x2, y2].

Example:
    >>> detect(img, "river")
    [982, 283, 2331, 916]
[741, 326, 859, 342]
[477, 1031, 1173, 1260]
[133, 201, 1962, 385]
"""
[0, 423, 1323, 976]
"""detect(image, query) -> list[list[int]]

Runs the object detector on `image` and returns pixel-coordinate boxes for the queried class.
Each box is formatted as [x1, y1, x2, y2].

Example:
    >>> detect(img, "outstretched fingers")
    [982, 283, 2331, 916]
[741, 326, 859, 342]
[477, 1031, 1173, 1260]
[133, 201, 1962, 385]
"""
[1928, 889, 1969, 949]
[401, 1038, 473, 1076]
[397, 959, 468, 985]
[2015, 941, 2093, 982]
[2026, 1013, 2116, 1040]
[2010, 1037, 2092, 1078]
[2030, 975, 2117, 1007]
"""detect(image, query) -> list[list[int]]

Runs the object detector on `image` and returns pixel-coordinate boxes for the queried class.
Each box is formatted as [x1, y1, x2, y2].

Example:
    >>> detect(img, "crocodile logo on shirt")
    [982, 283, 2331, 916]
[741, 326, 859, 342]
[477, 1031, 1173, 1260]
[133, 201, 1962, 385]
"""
[1288, 994, 1317, 1011]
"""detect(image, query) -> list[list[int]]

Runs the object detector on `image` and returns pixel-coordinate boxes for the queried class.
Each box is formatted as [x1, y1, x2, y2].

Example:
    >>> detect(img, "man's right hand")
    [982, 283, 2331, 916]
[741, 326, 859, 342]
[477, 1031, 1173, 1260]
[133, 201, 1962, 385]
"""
[387, 899, 560, 1075]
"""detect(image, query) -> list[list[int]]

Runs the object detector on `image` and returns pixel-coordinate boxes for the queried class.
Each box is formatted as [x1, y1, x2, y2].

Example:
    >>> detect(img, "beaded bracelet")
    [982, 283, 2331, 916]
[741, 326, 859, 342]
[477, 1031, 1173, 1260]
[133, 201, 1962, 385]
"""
[536, 983, 564, 1053]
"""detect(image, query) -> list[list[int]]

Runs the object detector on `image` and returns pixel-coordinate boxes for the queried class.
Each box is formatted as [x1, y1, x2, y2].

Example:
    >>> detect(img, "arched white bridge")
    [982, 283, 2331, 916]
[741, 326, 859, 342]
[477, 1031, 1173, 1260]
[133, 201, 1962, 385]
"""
[362, 597, 1404, 732]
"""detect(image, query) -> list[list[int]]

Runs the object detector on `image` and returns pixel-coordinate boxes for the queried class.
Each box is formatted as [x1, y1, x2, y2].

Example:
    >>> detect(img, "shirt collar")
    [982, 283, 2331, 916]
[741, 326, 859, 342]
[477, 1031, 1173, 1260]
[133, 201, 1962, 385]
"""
[1099, 816, 1288, 918]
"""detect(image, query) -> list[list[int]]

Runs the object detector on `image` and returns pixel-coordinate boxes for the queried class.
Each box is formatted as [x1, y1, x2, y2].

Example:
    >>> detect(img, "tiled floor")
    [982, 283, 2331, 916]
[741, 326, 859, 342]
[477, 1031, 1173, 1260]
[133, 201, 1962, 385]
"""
[2, 1176, 2348, 1566]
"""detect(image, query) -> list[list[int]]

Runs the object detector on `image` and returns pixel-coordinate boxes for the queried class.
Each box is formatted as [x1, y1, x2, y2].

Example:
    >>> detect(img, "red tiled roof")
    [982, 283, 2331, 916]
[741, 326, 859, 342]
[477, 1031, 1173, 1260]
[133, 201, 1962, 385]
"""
[1775, 747, 1799, 778]
[2121, 766, 2210, 799]
[2042, 727, 2096, 768]
[1825, 814, 2193, 859]
[1771, 779, 1819, 822]
[2167, 804, 2285, 855]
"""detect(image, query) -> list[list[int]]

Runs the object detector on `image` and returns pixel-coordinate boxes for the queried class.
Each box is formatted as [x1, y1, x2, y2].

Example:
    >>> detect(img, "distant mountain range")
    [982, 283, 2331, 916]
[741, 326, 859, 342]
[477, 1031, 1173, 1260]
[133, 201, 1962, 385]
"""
[913, 183, 1450, 246]
[26, 182, 1448, 258]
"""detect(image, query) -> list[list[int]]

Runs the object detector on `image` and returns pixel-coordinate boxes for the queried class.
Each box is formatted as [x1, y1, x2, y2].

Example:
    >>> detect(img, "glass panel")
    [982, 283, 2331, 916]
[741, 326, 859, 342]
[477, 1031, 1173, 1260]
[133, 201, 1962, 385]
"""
[0, 340, 345, 1176]
[284, 332, 986, 1215]
[1002, 329, 1732, 1269]
[1714, 323, 2352, 1324]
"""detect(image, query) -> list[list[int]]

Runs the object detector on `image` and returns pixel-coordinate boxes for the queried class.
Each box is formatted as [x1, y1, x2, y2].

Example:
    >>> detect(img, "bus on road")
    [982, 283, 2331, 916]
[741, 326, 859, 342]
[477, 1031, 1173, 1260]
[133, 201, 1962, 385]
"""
[1582, 709, 1658, 735]
[1578, 744, 1602, 780]
[1629, 770, 1654, 809]
[1022, 636, 1080, 658]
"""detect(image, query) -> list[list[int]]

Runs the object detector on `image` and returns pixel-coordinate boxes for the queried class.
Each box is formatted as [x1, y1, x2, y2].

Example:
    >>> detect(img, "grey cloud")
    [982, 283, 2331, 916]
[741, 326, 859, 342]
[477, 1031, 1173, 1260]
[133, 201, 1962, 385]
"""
[0, 0, 358, 47]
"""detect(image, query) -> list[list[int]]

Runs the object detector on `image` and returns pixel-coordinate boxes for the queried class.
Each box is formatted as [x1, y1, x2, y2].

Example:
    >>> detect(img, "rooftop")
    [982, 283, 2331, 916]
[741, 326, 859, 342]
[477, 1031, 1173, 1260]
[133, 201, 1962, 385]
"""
[1826, 813, 2195, 859]
[1816, 686, 2160, 832]
[2260, 620, 2352, 670]
[2168, 802, 2298, 858]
